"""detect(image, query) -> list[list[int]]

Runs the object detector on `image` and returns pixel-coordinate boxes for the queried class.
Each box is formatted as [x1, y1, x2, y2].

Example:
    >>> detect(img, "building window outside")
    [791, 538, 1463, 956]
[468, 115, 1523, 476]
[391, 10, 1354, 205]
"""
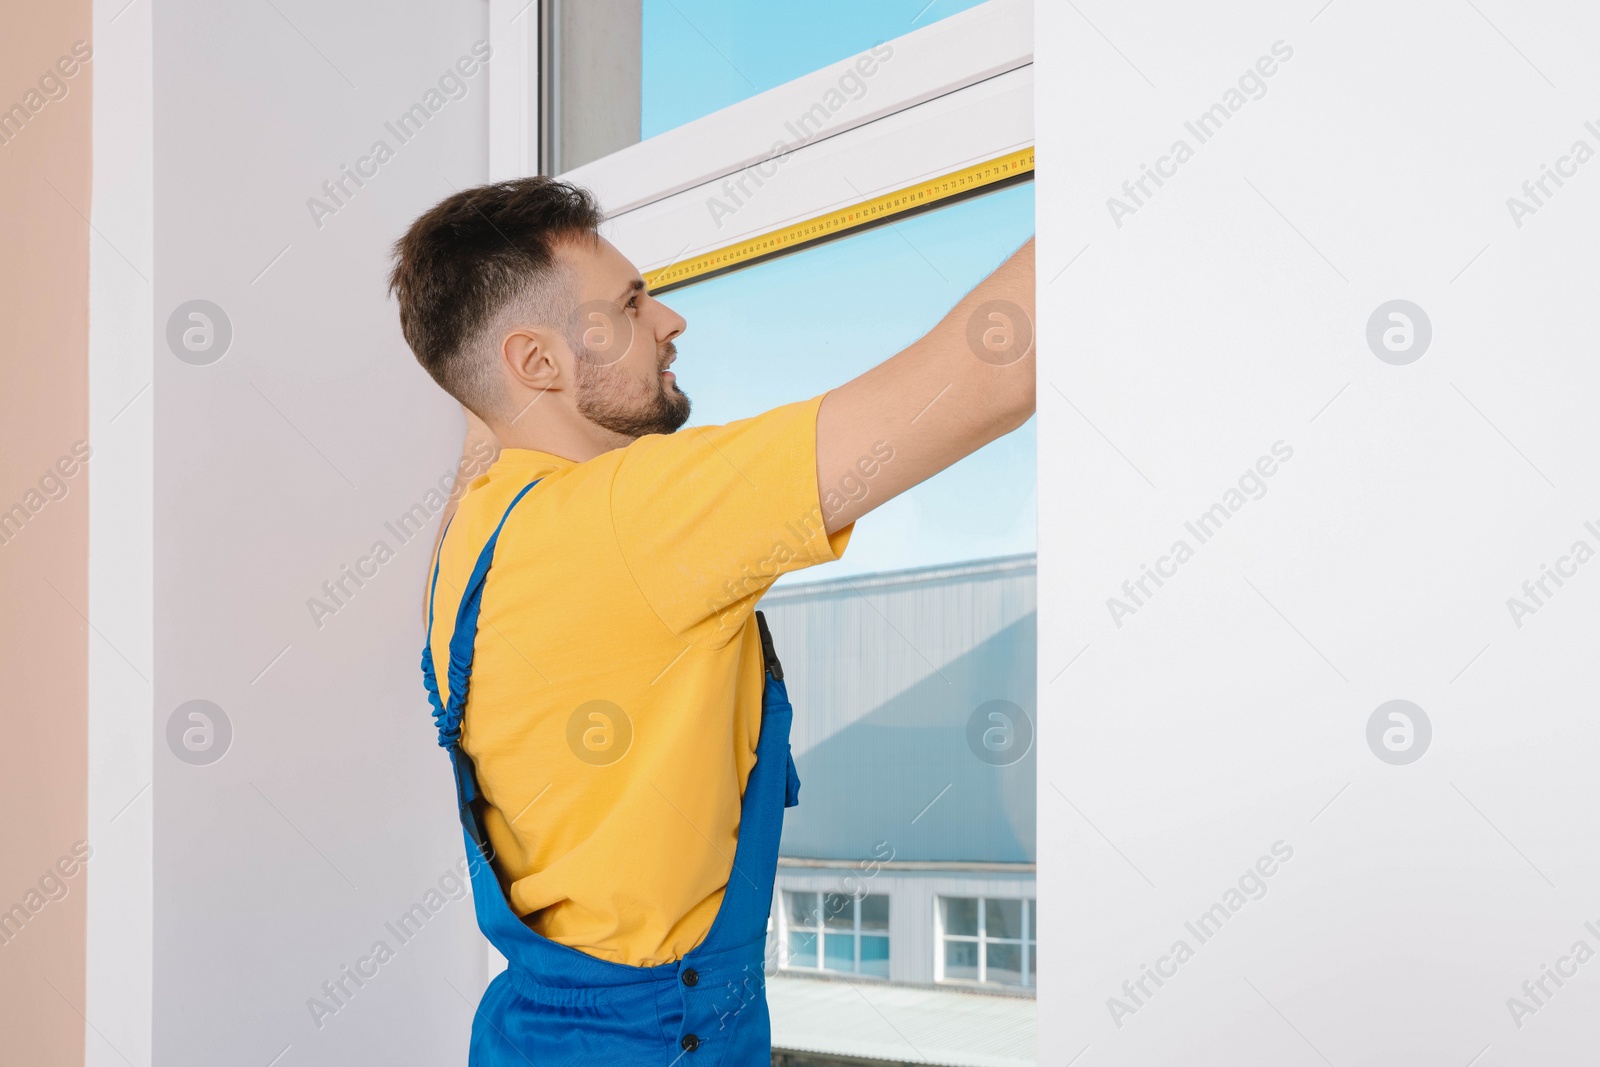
[782, 890, 890, 978]
[938, 896, 1035, 987]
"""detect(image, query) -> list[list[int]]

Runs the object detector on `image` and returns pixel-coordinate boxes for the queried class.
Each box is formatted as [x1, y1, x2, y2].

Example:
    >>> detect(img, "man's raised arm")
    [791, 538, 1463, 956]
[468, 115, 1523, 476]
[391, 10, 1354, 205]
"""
[816, 236, 1036, 534]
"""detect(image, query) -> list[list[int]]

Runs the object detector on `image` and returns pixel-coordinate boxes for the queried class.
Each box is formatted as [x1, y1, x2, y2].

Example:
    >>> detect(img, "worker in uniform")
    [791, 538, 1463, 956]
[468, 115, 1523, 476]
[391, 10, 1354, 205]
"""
[390, 176, 1034, 1063]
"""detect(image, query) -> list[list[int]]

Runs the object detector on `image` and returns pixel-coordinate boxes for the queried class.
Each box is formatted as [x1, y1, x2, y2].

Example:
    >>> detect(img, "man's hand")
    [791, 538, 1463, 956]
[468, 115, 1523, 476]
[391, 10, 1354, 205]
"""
[816, 236, 1035, 534]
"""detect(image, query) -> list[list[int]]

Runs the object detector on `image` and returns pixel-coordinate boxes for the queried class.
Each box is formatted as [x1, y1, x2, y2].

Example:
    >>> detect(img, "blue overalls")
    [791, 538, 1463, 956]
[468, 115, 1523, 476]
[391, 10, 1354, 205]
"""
[421, 480, 800, 1065]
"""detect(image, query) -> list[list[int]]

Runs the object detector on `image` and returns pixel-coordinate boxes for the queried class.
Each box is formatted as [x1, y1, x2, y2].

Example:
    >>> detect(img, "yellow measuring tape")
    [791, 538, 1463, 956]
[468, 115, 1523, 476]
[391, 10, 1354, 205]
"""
[643, 146, 1034, 292]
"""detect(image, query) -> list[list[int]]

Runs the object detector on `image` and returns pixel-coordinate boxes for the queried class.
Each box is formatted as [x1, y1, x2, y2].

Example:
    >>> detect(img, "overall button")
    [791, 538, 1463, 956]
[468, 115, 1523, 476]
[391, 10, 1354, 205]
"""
[681, 967, 699, 986]
[681, 1034, 700, 1052]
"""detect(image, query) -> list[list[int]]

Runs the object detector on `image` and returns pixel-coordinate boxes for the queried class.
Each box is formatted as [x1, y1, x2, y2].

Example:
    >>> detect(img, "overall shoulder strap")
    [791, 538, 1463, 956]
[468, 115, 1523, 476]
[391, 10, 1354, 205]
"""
[419, 518, 455, 744]
[420, 479, 542, 755]
[755, 610, 784, 681]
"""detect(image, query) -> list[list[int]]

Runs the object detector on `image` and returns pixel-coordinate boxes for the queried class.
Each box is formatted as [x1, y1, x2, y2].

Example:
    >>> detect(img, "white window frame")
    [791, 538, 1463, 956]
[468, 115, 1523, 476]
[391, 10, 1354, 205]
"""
[488, 0, 1033, 281]
[778, 889, 891, 978]
[488, 0, 543, 182]
[935, 895, 1035, 988]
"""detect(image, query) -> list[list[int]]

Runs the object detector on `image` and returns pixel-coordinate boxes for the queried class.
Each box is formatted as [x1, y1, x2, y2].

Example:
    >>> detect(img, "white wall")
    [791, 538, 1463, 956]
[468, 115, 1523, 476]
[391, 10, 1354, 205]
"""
[89, 0, 154, 1062]
[1039, 3, 1600, 1064]
[148, 3, 490, 1063]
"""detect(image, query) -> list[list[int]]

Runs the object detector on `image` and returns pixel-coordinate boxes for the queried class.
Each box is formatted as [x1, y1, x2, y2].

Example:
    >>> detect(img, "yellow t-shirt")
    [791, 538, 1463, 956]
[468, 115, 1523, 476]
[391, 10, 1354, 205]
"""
[427, 395, 851, 967]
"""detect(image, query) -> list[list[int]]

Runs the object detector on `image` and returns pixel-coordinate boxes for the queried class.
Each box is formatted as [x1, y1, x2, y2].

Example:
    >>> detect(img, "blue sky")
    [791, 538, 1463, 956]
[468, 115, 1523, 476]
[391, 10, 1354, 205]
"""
[641, 0, 990, 137]
[662, 182, 1036, 581]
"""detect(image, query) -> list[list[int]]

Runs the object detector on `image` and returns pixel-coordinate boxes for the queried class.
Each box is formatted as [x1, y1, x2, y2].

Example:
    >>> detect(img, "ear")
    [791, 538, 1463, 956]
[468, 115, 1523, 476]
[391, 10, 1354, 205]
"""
[501, 326, 567, 393]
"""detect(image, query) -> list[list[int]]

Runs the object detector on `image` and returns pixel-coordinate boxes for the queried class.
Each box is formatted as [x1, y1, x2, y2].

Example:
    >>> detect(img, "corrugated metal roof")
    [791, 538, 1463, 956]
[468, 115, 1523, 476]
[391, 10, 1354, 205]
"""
[760, 555, 1036, 864]
[768, 975, 1036, 1067]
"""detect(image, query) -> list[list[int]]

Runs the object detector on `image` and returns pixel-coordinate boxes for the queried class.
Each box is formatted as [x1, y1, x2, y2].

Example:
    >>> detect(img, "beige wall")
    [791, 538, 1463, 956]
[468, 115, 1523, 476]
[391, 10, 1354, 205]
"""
[0, 1, 93, 1063]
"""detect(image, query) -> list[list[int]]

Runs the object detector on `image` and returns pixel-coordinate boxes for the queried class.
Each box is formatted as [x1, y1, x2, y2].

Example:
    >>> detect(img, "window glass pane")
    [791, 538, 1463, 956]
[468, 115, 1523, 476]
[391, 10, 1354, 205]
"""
[943, 939, 979, 981]
[986, 898, 1022, 941]
[664, 185, 1035, 576]
[784, 890, 818, 928]
[822, 892, 855, 930]
[942, 898, 979, 938]
[786, 930, 817, 968]
[860, 935, 890, 977]
[642, 0, 992, 138]
[1027, 943, 1038, 985]
[823, 932, 856, 973]
[986, 942, 1022, 986]
[859, 895, 889, 932]
[1027, 898, 1036, 941]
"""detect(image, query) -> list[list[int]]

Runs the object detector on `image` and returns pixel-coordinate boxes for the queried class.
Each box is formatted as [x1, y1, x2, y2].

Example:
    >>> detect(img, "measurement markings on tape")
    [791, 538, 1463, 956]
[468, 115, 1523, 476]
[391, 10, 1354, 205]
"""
[643, 147, 1035, 292]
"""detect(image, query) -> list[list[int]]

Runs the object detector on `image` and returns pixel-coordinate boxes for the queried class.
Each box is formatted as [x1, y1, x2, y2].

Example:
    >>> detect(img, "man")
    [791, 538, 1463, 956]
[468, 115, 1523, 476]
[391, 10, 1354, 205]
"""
[391, 176, 1033, 1063]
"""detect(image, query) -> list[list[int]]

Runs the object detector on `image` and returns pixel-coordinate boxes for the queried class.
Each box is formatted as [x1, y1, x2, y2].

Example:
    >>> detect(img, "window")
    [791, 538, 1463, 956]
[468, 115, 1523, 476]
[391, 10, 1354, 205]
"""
[528, 0, 998, 173]
[938, 896, 1035, 987]
[782, 890, 890, 978]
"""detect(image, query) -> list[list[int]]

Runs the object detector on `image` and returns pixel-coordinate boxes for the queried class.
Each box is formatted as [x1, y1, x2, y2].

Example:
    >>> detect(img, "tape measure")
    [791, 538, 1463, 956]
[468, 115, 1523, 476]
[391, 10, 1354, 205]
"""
[644, 146, 1034, 293]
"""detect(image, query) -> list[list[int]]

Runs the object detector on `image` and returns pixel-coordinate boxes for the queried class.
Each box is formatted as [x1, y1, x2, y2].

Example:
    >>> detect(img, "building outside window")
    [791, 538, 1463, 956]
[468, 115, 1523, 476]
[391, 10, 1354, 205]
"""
[938, 897, 1036, 988]
[782, 890, 891, 978]
[761, 552, 1037, 1063]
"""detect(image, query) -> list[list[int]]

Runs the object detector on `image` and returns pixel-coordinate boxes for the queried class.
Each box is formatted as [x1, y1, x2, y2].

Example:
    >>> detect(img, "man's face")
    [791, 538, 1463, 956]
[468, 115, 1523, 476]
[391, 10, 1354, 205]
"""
[558, 236, 690, 439]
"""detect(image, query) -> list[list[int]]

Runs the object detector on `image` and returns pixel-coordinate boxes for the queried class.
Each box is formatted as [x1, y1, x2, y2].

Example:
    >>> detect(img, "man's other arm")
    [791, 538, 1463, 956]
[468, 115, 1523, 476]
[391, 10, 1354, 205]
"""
[816, 236, 1035, 534]
[423, 406, 500, 623]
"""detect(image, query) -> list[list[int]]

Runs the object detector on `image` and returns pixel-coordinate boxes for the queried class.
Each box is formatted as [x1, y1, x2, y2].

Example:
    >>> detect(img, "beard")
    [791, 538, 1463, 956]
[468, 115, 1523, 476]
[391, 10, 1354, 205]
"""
[574, 342, 691, 440]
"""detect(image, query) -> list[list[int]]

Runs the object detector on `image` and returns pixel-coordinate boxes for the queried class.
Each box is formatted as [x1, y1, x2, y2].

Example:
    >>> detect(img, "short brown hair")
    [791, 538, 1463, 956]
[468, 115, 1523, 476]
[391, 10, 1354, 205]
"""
[389, 177, 604, 417]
